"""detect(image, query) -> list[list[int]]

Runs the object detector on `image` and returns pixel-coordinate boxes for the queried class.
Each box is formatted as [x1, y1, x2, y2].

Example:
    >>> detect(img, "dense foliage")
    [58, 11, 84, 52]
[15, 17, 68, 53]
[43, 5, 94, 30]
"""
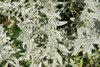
[0, 0, 100, 67]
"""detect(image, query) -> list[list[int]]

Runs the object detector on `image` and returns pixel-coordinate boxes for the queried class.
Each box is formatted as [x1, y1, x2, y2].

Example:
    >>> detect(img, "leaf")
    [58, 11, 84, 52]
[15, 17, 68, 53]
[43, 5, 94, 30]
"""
[7, 60, 16, 66]
[72, 45, 81, 55]
[55, 52, 63, 66]
[70, 59, 78, 67]
[39, 62, 42, 67]
[94, 40, 100, 44]
[52, 59, 57, 67]
[55, 30, 62, 41]
[54, 13, 61, 19]
[84, 44, 95, 56]
[86, 0, 98, 13]
[4, 63, 8, 67]
[57, 21, 67, 26]
[58, 44, 69, 54]
[80, 8, 88, 21]
[41, 47, 50, 58]
[70, 17, 75, 21]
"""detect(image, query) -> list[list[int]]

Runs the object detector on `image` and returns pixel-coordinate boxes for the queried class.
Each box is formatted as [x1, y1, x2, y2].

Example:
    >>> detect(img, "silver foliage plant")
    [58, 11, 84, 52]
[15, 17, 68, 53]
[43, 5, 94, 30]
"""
[73, 0, 100, 56]
[0, 0, 100, 67]
[0, 25, 20, 67]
